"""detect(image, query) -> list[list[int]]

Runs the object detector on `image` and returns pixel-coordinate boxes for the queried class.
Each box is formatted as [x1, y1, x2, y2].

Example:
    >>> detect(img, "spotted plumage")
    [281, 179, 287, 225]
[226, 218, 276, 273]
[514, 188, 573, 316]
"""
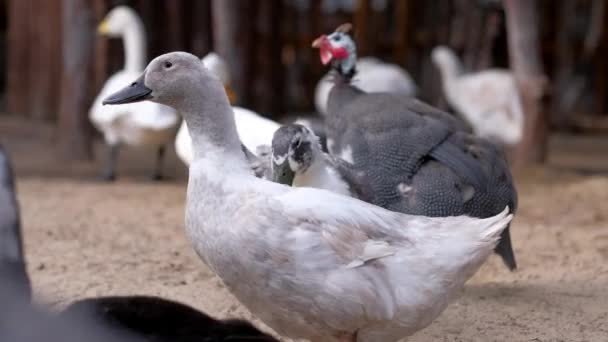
[313, 24, 518, 270]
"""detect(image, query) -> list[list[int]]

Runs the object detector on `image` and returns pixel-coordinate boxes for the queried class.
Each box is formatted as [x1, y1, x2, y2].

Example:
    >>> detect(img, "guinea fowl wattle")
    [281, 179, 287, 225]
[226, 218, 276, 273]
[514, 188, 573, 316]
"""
[312, 23, 519, 270]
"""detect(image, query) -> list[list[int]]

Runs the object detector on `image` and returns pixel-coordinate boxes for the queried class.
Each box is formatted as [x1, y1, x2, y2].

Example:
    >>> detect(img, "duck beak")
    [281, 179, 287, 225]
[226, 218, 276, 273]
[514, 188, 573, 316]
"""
[272, 161, 296, 186]
[97, 19, 109, 35]
[102, 74, 152, 105]
[224, 84, 237, 104]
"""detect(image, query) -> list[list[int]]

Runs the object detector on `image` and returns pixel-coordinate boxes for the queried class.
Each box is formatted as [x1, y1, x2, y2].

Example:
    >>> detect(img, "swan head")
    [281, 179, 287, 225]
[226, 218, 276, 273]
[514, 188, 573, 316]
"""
[431, 46, 461, 74]
[271, 124, 320, 185]
[201, 53, 237, 104]
[102, 52, 218, 108]
[98, 6, 140, 37]
[312, 23, 357, 77]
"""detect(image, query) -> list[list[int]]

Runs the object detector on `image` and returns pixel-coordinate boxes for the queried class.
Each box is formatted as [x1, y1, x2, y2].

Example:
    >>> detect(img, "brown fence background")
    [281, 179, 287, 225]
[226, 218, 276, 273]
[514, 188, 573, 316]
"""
[1, 0, 607, 160]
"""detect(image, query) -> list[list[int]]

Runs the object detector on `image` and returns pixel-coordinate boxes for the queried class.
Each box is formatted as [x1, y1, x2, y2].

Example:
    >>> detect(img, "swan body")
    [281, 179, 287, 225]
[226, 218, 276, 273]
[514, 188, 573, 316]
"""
[103, 52, 513, 341]
[432, 46, 523, 146]
[90, 6, 179, 180]
[315, 56, 417, 116]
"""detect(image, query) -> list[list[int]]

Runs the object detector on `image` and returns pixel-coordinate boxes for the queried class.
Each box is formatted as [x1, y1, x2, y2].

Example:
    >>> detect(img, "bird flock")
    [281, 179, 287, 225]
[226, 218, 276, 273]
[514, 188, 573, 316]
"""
[1, 5, 526, 342]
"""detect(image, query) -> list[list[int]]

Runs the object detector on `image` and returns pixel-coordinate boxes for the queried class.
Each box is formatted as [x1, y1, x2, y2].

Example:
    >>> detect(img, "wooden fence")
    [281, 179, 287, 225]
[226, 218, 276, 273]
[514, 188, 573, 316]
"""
[2, 0, 608, 159]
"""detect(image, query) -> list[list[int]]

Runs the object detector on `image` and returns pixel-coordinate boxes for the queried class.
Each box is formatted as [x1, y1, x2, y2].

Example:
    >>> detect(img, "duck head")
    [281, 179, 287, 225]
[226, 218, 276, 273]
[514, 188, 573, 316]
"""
[271, 124, 319, 185]
[312, 23, 357, 77]
[102, 52, 214, 107]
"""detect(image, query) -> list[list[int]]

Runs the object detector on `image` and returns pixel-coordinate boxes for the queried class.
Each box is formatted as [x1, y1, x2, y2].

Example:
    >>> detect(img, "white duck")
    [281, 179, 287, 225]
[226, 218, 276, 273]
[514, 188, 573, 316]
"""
[90, 6, 179, 180]
[314, 56, 417, 116]
[103, 52, 513, 342]
[174, 53, 280, 166]
[432, 46, 523, 146]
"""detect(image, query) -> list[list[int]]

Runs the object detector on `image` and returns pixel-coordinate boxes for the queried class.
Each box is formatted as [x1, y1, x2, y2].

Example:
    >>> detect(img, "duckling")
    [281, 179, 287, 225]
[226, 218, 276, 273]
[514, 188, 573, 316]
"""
[103, 51, 513, 341]
[90, 6, 179, 180]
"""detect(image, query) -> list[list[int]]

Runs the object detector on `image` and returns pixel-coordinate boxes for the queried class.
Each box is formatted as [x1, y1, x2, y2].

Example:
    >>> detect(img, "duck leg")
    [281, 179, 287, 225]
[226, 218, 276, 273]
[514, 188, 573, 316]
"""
[100, 144, 119, 181]
[151, 146, 166, 181]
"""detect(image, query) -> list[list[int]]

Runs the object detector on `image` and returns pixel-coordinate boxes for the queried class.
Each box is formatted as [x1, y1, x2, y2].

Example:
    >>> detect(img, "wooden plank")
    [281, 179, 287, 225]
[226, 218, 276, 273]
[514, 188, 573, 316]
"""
[354, 0, 370, 56]
[393, 0, 410, 65]
[28, 0, 62, 121]
[6, 0, 32, 116]
[504, 0, 550, 167]
[212, 0, 242, 97]
[57, 0, 94, 160]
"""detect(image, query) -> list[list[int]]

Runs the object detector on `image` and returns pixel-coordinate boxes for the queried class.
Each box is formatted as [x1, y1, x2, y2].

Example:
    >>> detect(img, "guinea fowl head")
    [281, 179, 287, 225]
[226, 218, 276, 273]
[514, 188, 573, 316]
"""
[312, 23, 357, 78]
[271, 124, 320, 185]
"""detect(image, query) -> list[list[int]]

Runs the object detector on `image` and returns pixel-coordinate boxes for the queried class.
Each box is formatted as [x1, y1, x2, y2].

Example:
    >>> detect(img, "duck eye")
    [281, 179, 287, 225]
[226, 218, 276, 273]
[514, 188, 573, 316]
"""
[164, 61, 173, 69]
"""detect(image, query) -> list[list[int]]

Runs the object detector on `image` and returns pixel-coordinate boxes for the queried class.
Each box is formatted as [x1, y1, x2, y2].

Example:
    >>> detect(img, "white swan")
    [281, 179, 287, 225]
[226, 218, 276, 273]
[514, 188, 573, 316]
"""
[90, 6, 179, 180]
[104, 52, 513, 342]
[314, 56, 417, 116]
[174, 53, 280, 166]
[432, 46, 523, 146]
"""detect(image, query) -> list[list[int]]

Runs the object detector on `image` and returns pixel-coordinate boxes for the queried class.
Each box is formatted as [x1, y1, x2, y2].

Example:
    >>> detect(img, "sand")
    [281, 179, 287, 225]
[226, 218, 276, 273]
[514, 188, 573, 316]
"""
[1, 116, 607, 341]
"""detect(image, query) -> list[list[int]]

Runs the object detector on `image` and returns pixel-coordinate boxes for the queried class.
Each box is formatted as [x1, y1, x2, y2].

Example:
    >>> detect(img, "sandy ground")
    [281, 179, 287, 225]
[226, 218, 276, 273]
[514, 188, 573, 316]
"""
[1, 116, 607, 341]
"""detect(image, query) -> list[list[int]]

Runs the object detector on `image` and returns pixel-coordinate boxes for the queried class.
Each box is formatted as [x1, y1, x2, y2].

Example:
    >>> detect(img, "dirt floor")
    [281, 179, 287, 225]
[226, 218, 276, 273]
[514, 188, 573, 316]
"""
[1, 116, 607, 341]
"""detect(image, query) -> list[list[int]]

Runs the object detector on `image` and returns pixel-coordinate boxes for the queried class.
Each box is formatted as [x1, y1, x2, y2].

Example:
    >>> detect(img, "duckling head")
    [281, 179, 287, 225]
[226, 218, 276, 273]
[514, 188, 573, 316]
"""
[271, 124, 320, 185]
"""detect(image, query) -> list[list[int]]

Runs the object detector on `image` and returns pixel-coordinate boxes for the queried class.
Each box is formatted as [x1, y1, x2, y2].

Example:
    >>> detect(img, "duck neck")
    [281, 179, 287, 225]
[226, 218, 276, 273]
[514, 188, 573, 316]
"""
[180, 75, 250, 176]
[122, 15, 146, 72]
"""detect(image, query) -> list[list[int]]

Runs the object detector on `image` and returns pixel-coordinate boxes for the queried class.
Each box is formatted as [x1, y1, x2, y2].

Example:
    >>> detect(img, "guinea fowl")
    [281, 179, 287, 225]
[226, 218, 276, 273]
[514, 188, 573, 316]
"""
[312, 23, 518, 270]
[0, 146, 276, 342]
[314, 56, 417, 116]
[432, 46, 524, 146]
[103, 51, 512, 341]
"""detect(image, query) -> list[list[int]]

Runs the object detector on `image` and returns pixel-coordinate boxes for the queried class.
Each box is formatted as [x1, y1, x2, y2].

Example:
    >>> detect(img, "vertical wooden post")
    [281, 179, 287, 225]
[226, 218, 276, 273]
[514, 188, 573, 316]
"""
[504, 0, 549, 167]
[393, 0, 410, 65]
[57, 0, 94, 160]
[354, 0, 370, 56]
[166, 0, 185, 51]
[92, 0, 109, 95]
[190, 0, 213, 57]
[6, 0, 32, 116]
[211, 0, 242, 97]
[28, 0, 62, 121]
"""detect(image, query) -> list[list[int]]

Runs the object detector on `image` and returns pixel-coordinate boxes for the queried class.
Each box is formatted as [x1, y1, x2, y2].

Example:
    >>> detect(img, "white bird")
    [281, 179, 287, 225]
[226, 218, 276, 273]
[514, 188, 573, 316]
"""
[90, 6, 179, 180]
[314, 56, 417, 116]
[103, 52, 513, 342]
[174, 53, 280, 166]
[432, 46, 524, 146]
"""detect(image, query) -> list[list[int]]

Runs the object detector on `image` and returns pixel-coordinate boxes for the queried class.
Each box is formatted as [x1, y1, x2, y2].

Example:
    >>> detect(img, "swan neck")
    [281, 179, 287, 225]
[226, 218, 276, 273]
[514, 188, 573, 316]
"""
[122, 17, 146, 72]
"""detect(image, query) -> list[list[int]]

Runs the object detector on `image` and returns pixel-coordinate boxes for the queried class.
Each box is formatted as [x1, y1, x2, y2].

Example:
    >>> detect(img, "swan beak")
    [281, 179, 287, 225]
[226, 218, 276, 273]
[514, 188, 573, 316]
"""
[272, 161, 296, 186]
[103, 74, 152, 105]
[97, 20, 109, 35]
[224, 84, 237, 104]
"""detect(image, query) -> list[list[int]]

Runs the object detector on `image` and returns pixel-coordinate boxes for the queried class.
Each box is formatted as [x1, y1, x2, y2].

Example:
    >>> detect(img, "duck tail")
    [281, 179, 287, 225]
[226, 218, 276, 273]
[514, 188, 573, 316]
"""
[422, 206, 512, 280]
[0, 146, 31, 299]
[494, 224, 517, 271]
